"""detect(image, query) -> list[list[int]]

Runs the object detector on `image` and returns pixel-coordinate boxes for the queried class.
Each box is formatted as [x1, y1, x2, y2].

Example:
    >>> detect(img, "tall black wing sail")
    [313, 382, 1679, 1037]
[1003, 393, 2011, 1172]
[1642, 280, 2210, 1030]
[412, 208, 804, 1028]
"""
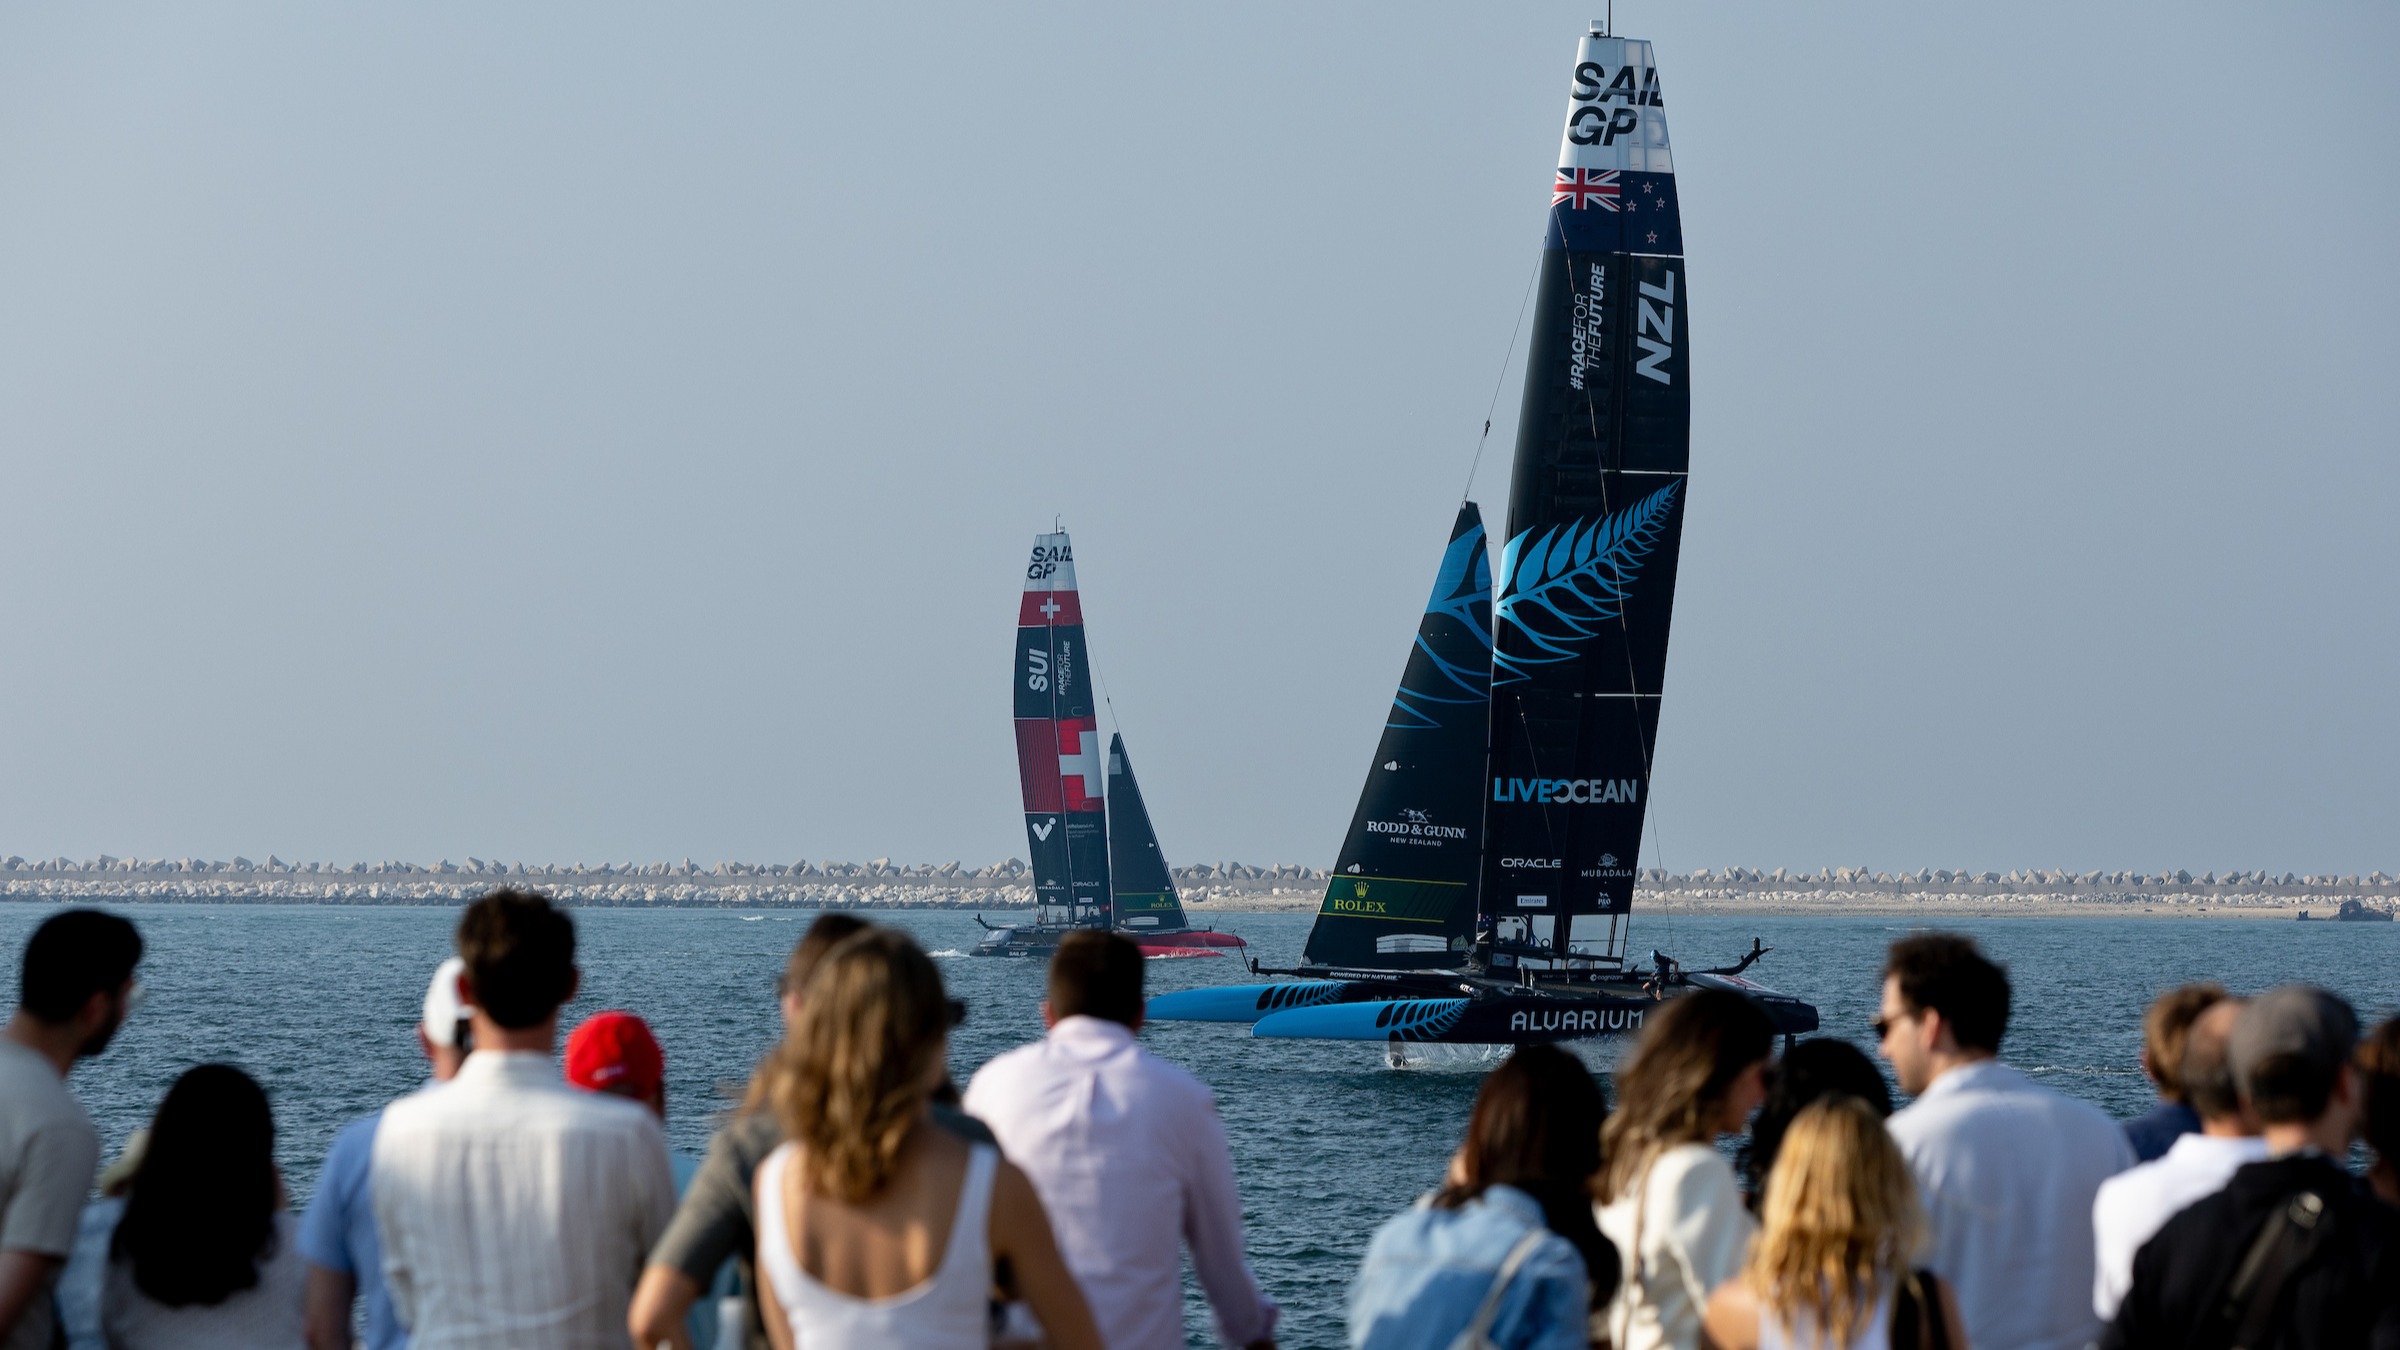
[1302, 504, 1493, 969]
[1105, 733, 1189, 934]
[1481, 33, 1688, 944]
[1013, 531, 1112, 927]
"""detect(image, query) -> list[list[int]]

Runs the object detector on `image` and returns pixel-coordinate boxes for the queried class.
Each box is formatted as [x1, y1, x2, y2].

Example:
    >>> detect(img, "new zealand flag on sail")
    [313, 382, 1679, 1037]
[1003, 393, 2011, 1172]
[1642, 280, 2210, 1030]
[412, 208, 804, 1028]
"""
[1546, 171, 1683, 255]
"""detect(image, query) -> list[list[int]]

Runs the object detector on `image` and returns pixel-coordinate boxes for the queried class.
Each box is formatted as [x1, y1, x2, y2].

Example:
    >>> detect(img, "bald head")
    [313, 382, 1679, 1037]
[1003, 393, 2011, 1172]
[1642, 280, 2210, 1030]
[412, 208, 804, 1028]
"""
[2181, 997, 2248, 1128]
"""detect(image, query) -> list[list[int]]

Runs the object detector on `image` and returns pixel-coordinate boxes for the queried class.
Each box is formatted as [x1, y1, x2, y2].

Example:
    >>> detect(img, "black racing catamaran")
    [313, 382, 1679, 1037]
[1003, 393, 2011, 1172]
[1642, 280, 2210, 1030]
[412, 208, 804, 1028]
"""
[977, 530, 1246, 959]
[1145, 25, 1817, 1044]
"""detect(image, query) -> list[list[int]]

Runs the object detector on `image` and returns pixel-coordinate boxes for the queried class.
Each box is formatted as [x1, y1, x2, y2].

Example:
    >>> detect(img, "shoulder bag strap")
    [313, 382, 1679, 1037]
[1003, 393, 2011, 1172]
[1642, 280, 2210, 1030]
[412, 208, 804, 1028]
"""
[1610, 1154, 1657, 1350]
[2213, 1190, 2333, 1350]
[1451, 1228, 1553, 1350]
[1889, 1271, 1923, 1350]
[1915, 1270, 1951, 1350]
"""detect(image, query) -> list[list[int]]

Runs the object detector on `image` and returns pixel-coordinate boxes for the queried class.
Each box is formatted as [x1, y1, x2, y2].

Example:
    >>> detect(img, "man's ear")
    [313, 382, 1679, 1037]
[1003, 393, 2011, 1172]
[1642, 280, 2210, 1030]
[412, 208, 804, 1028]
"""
[1921, 1005, 1956, 1055]
[1040, 1000, 1056, 1030]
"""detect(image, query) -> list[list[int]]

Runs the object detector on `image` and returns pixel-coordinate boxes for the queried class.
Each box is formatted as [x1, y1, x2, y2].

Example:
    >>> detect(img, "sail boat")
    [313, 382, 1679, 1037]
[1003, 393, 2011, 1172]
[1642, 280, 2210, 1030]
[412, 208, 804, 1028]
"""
[1144, 24, 1817, 1043]
[975, 529, 1246, 959]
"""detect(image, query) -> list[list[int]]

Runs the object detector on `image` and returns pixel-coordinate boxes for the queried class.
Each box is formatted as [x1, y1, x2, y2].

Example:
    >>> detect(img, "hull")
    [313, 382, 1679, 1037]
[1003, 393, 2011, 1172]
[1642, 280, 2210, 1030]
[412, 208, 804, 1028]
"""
[1149, 965, 1819, 1044]
[973, 919, 1247, 960]
[1247, 973, 1817, 1046]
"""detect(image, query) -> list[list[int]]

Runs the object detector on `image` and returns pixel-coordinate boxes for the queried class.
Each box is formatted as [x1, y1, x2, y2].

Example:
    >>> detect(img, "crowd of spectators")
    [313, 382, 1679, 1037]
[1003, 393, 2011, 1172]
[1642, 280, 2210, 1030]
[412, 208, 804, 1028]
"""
[2, 901, 2397, 1350]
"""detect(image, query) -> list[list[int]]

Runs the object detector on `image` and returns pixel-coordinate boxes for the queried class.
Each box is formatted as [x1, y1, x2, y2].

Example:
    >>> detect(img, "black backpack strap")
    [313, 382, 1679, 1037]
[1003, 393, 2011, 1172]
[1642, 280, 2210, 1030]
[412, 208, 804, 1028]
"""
[1889, 1269, 1949, 1350]
[2211, 1190, 2334, 1350]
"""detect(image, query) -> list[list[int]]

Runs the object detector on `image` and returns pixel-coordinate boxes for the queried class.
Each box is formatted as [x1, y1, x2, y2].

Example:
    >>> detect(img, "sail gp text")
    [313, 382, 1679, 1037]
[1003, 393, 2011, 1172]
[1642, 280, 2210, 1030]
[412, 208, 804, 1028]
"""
[1492, 777, 1640, 804]
[1565, 61, 1663, 146]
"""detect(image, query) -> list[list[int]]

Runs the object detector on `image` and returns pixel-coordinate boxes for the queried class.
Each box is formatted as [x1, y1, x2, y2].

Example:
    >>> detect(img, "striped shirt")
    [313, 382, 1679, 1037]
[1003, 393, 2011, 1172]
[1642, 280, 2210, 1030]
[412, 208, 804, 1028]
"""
[371, 1050, 676, 1350]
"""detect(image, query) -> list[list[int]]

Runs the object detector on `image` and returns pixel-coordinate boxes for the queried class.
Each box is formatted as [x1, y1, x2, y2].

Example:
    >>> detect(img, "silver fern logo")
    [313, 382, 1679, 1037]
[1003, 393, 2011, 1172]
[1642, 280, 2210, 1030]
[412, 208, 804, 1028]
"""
[1492, 481, 1681, 684]
[1388, 522, 1494, 732]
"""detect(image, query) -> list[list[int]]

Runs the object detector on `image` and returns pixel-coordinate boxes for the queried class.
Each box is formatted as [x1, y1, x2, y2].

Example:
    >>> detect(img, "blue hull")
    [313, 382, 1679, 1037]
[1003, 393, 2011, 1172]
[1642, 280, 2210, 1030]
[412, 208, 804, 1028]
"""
[1144, 980, 1351, 1024]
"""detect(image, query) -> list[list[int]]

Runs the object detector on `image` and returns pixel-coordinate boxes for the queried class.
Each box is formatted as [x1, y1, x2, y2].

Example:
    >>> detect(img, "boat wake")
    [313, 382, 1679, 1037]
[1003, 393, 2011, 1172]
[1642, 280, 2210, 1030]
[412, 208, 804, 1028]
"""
[927, 948, 966, 959]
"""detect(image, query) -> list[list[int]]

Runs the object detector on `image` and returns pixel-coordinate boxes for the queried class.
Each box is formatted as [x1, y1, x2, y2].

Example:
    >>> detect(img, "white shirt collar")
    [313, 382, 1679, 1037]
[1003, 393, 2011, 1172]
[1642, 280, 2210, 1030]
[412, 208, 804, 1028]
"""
[1046, 1014, 1137, 1053]
[2162, 1131, 2268, 1163]
[454, 1049, 559, 1085]
[1913, 1057, 2024, 1103]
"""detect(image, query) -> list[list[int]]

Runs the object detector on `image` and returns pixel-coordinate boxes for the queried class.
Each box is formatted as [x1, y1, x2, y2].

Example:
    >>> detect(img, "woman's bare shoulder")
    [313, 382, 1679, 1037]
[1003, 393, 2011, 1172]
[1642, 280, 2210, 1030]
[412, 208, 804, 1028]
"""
[1700, 1276, 1762, 1350]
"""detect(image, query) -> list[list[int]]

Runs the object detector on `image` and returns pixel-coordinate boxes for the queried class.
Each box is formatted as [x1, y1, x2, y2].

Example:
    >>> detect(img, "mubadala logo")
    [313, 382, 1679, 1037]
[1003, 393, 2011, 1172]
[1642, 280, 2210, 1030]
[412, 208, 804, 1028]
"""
[1582, 851, 1635, 880]
[1493, 777, 1641, 805]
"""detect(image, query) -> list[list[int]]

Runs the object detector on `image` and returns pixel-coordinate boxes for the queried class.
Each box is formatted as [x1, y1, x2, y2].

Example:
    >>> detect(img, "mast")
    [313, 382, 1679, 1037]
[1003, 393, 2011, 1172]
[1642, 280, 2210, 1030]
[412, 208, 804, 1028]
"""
[1105, 733, 1190, 933]
[1302, 504, 1494, 969]
[1479, 30, 1688, 964]
[1012, 531, 1112, 928]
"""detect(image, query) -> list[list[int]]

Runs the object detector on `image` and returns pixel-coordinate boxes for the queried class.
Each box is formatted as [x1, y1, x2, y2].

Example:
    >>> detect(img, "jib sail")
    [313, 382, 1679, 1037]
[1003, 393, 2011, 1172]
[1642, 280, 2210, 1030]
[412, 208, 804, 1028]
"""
[1013, 531, 1111, 927]
[1480, 32, 1688, 949]
[1302, 504, 1494, 969]
[1106, 733, 1190, 934]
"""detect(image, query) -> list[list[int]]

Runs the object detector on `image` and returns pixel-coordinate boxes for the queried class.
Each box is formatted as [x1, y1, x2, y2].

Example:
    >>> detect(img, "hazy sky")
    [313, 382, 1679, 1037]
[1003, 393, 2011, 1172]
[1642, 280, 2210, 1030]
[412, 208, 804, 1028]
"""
[3, 3, 2393, 874]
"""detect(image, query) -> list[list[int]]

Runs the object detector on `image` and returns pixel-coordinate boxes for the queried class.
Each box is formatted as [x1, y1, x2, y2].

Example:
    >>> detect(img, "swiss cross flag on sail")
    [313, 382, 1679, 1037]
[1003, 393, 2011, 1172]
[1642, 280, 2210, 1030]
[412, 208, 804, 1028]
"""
[1552, 167, 1620, 211]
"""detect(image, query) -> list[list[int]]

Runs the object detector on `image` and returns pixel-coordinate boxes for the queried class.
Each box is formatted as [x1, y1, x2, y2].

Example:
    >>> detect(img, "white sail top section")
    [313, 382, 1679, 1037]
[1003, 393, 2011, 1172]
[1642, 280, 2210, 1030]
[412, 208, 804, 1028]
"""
[1023, 531, 1077, 595]
[1556, 34, 1672, 176]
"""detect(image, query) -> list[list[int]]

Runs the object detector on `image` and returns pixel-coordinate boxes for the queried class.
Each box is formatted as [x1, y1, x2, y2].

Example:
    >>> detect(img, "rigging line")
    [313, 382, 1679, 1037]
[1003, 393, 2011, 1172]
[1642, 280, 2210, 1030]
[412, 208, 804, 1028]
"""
[1462, 254, 1543, 505]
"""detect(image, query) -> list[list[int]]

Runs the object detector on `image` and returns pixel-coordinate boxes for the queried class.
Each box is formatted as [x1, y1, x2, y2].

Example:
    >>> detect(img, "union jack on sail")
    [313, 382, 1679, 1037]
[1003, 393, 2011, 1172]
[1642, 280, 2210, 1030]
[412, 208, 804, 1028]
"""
[1552, 167, 1620, 211]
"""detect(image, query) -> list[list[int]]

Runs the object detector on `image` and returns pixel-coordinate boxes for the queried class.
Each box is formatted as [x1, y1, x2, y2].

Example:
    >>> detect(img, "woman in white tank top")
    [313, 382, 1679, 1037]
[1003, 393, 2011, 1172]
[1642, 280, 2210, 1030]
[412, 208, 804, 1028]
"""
[1702, 1097, 1971, 1350]
[752, 928, 1099, 1350]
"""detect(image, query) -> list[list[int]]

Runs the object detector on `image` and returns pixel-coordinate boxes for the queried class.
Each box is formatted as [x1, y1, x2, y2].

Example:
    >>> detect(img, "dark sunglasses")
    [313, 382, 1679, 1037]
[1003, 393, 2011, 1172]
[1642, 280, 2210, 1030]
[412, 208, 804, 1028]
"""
[1872, 1011, 1909, 1039]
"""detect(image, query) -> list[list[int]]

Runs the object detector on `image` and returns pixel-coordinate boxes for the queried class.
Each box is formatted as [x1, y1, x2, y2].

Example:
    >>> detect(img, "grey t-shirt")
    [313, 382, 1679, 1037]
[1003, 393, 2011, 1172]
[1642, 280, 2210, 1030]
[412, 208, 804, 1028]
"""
[0, 1038, 101, 1350]
[651, 1104, 996, 1350]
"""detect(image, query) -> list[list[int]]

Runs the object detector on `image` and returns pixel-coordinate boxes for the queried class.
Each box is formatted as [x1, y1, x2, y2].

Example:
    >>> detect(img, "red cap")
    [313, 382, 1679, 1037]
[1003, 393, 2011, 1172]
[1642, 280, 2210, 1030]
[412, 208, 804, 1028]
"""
[565, 1011, 665, 1102]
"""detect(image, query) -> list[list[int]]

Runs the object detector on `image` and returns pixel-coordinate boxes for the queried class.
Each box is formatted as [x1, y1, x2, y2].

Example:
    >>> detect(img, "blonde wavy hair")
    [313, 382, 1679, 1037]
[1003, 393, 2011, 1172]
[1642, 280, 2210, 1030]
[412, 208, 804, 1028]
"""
[1745, 1095, 1923, 1350]
[1598, 988, 1775, 1200]
[769, 927, 951, 1203]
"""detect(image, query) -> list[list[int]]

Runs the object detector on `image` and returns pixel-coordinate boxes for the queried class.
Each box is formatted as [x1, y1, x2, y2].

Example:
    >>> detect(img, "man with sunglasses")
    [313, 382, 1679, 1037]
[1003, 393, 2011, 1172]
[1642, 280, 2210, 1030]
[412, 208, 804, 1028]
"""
[1878, 933, 2131, 1350]
[1, 908, 143, 1350]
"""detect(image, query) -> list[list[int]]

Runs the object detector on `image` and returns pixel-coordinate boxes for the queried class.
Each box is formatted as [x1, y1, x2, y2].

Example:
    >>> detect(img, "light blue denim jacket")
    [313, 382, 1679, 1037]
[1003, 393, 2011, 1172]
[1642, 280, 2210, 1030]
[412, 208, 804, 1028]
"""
[1348, 1185, 1591, 1350]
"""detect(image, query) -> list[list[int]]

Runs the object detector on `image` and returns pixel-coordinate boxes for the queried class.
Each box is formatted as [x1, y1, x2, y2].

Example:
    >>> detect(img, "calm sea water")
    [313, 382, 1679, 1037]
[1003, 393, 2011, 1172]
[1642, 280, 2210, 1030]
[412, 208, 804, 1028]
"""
[5, 904, 2396, 1349]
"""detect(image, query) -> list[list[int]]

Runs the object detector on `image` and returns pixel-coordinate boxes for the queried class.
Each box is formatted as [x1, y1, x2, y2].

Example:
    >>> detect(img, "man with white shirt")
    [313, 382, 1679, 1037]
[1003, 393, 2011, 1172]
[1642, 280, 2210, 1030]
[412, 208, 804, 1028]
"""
[373, 890, 677, 1350]
[966, 930, 1277, 1350]
[2090, 996, 2263, 1321]
[1878, 933, 2134, 1350]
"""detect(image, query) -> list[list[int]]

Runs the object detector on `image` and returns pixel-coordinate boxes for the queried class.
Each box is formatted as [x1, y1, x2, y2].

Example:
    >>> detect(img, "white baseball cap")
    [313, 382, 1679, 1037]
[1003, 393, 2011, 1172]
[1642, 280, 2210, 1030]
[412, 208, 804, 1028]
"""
[422, 957, 475, 1047]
